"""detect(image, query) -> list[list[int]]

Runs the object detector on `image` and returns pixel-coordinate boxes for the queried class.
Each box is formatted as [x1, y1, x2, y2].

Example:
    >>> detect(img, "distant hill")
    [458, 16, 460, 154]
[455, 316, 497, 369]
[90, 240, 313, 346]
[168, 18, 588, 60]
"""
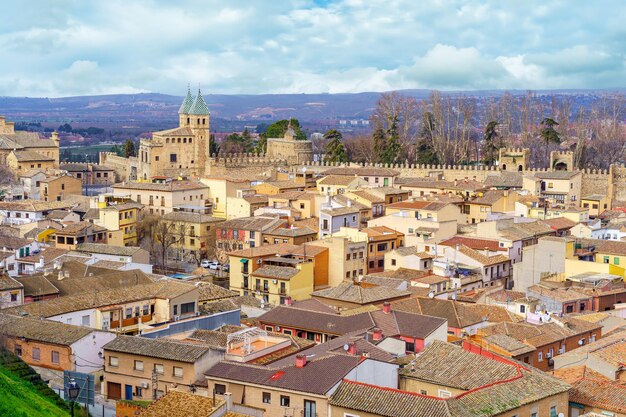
[0, 89, 624, 133]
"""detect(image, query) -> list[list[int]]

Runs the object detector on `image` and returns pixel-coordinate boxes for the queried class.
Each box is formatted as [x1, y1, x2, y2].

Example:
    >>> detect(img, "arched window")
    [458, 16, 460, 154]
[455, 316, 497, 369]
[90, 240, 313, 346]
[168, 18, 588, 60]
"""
[189, 138, 192, 144]
[197, 118, 200, 124]
[183, 138, 187, 143]
[187, 117, 190, 124]
[166, 138, 169, 144]
[518, 165, 523, 171]
[202, 118, 206, 125]
[502, 164, 507, 170]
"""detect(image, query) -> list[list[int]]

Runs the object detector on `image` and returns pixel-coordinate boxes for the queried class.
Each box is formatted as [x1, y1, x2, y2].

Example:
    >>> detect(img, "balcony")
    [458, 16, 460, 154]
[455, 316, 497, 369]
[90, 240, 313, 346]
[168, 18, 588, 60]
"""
[279, 288, 287, 295]
[241, 281, 248, 289]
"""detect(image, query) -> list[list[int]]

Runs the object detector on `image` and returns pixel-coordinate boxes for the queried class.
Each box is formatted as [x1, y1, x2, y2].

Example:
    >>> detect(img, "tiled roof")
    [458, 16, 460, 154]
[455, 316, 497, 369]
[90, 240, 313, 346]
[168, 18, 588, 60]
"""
[479, 320, 601, 349]
[0, 236, 31, 250]
[162, 211, 223, 223]
[569, 378, 626, 414]
[528, 285, 591, 303]
[349, 190, 385, 203]
[11, 149, 54, 162]
[0, 200, 74, 212]
[227, 243, 298, 258]
[195, 282, 237, 302]
[311, 281, 411, 305]
[534, 171, 581, 180]
[259, 305, 374, 335]
[4, 280, 196, 318]
[0, 313, 92, 346]
[543, 217, 577, 230]
[317, 175, 362, 186]
[205, 353, 363, 395]
[251, 265, 299, 280]
[15, 275, 60, 297]
[483, 172, 523, 188]
[178, 87, 195, 114]
[0, 273, 23, 291]
[482, 334, 535, 356]
[470, 190, 507, 206]
[499, 221, 555, 240]
[137, 390, 218, 417]
[386, 200, 448, 211]
[320, 206, 360, 216]
[75, 242, 144, 257]
[400, 341, 518, 389]
[104, 335, 211, 363]
[188, 89, 209, 115]
[266, 226, 317, 237]
[113, 180, 207, 191]
[456, 244, 510, 266]
[555, 329, 626, 368]
[440, 236, 506, 252]
[218, 216, 285, 232]
[323, 167, 400, 177]
[361, 226, 404, 239]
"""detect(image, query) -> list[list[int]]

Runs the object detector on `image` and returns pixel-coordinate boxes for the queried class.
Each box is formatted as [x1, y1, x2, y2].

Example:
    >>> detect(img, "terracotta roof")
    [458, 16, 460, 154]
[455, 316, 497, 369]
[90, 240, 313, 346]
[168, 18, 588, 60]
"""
[361, 226, 404, 240]
[57, 221, 107, 235]
[218, 216, 285, 232]
[456, 244, 510, 266]
[11, 149, 54, 162]
[479, 320, 601, 349]
[317, 175, 363, 186]
[483, 172, 523, 188]
[470, 190, 507, 206]
[195, 282, 237, 303]
[137, 390, 218, 417]
[569, 378, 626, 414]
[75, 242, 144, 257]
[534, 171, 581, 180]
[227, 243, 298, 258]
[0, 313, 92, 346]
[528, 285, 591, 303]
[440, 236, 506, 252]
[543, 217, 577, 230]
[251, 265, 300, 280]
[320, 206, 360, 216]
[0, 200, 74, 212]
[312, 281, 411, 305]
[349, 190, 385, 203]
[266, 225, 317, 237]
[104, 335, 211, 363]
[386, 201, 448, 211]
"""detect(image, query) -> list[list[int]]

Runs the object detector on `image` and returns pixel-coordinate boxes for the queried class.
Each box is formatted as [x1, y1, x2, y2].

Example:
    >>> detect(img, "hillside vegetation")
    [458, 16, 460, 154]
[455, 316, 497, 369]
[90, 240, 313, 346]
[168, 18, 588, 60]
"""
[0, 349, 73, 417]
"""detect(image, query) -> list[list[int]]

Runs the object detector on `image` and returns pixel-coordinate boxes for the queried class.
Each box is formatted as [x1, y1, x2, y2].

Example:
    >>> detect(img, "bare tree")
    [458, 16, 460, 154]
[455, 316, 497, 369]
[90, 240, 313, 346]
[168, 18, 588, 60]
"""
[153, 219, 179, 269]
[371, 92, 420, 161]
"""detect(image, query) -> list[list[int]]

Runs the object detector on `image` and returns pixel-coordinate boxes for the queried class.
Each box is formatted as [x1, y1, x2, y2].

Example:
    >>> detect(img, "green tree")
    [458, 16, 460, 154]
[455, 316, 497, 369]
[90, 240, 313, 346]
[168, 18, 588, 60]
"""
[323, 130, 347, 163]
[372, 127, 386, 164]
[209, 134, 220, 155]
[381, 117, 401, 165]
[123, 139, 136, 158]
[415, 111, 439, 165]
[241, 128, 254, 152]
[482, 120, 500, 165]
[265, 118, 307, 140]
[110, 144, 123, 156]
[58, 123, 72, 133]
[540, 117, 561, 163]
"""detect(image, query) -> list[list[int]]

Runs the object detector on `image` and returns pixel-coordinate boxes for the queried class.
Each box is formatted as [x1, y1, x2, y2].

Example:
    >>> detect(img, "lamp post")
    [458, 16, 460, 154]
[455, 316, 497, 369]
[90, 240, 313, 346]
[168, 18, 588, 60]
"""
[67, 378, 80, 417]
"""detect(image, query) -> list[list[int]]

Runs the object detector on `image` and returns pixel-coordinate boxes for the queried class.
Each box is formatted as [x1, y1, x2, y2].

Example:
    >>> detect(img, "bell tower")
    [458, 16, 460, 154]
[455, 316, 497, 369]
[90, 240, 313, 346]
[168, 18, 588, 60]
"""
[178, 86, 194, 127]
[188, 88, 210, 175]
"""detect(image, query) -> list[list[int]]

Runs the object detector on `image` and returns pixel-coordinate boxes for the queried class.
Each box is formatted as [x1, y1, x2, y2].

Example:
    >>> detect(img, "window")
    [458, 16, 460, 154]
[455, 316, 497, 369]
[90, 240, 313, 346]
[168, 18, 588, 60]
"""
[109, 356, 119, 367]
[604, 256, 610, 264]
[170, 154, 177, 162]
[10, 293, 18, 302]
[51, 351, 60, 364]
[538, 351, 543, 362]
[280, 395, 290, 407]
[391, 259, 396, 266]
[437, 389, 452, 398]
[346, 254, 351, 261]
[14, 344, 22, 357]
[519, 305, 526, 313]
[173, 367, 183, 378]
[214, 384, 226, 395]
[134, 360, 144, 371]
[615, 257, 620, 265]
[32, 348, 40, 361]
[369, 261, 374, 268]
[377, 243, 387, 252]
[262, 392, 271, 404]
[549, 406, 557, 417]
[82, 315, 90, 326]
[377, 259, 384, 268]
[173, 305, 178, 315]
[531, 413, 537, 417]
[135, 386, 142, 397]
[180, 302, 195, 315]
[304, 400, 316, 417]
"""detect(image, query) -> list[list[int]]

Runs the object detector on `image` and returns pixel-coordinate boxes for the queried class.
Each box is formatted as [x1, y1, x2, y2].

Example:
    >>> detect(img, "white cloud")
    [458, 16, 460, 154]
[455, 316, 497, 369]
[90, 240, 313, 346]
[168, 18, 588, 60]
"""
[0, 0, 624, 96]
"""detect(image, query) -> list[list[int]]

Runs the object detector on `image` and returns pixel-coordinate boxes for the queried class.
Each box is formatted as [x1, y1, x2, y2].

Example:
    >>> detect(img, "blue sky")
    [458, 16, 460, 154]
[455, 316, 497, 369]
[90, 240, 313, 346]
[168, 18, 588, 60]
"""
[1, 0, 624, 97]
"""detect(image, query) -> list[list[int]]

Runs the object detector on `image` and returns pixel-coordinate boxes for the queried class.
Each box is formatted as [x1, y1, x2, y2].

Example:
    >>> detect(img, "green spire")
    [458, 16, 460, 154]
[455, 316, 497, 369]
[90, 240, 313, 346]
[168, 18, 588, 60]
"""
[178, 85, 194, 114]
[189, 88, 209, 115]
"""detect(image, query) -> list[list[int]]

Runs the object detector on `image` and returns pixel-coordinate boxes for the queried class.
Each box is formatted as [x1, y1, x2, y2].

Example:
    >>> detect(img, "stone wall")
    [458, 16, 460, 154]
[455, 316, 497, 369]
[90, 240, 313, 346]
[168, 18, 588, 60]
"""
[99, 152, 138, 181]
[207, 153, 289, 178]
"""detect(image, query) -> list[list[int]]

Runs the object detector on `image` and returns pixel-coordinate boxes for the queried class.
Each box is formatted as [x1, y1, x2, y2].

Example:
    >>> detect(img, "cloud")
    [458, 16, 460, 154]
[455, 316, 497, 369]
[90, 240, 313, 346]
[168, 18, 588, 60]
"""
[0, 0, 624, 96]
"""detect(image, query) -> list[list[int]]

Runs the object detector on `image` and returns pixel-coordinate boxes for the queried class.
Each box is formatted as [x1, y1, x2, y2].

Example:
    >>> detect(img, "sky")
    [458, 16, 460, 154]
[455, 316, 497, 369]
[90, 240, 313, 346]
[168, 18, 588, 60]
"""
[1, 0, 625, 97]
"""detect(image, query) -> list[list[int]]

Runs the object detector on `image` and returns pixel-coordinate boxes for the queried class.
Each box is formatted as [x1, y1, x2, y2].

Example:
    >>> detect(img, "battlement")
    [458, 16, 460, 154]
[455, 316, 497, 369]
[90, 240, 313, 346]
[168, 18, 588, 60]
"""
[499, 147, 528, 155]
[210, 153, 288, 167]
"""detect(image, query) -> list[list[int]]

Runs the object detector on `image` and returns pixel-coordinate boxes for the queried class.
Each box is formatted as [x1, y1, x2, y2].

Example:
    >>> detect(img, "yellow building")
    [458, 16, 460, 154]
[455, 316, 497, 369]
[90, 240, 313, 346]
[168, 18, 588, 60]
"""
[51, 221, 108, 250]
[267, 191, 318, 219]
[250, 259, 315, 306]
[524, 171, 582, 207]
[40, 174, 82, 202]
[253, 180, 305, 196]
[309, 236, 367, 287]
[6, 150, 56, 175]
[199, 176, 251, 219]
[581, 194, 609, 217]
[316, 175, 367, 196]
[225, 194, 268, 220]
[161, 211, 224, 258]
[462, 190, 519, 224]
[97, 202, 143, 246]
[526, 205, 589, 223]
[137, 88, 210, 179]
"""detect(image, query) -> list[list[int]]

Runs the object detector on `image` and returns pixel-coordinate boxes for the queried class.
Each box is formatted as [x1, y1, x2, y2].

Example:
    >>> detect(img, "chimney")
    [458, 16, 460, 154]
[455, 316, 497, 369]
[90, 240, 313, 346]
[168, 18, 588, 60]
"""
[38, 256, 44, 269]
[372, 328, 383, 341]
[347, 342, 358, 355]
[347, 199, 352, 207]
[224, 392, 233, 410]
[285, 296, 293, 306]
[382, 302, 391, 314]
[295, 354, 307, 368]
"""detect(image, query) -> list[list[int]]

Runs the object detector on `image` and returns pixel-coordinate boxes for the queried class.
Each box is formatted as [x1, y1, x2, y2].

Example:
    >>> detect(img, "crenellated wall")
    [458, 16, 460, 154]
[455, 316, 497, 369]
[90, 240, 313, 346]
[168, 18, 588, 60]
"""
[99, 152, 138, 181]
[207, 153, 289, 178]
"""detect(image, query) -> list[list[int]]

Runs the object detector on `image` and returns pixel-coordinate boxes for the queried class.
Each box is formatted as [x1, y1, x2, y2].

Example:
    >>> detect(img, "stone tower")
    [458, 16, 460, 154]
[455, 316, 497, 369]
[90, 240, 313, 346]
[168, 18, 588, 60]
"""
[498, 148, 530, 172]
[178, 87, 210, 175]
[550, 151, 574, 171]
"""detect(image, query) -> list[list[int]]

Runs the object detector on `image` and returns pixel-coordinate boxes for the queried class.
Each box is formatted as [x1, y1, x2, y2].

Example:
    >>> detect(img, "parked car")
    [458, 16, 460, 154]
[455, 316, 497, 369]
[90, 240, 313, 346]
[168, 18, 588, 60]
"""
[222, 264, 230, 272]
[200, 259, 211, 268]
[207, 261, 220, 270]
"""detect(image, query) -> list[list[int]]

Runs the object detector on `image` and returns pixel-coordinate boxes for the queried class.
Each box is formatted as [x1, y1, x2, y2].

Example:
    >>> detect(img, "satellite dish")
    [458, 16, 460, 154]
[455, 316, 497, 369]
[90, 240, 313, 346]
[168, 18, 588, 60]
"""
[451, 292, 457, 300]
[558, 414, 564, 417]
[428, 291, 435, 299]
[343, 344, 350, 351]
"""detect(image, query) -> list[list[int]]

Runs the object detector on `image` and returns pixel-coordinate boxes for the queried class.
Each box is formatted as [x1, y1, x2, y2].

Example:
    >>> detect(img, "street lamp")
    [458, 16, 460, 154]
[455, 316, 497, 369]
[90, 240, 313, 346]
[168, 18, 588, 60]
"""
[67, 378, 80, 417]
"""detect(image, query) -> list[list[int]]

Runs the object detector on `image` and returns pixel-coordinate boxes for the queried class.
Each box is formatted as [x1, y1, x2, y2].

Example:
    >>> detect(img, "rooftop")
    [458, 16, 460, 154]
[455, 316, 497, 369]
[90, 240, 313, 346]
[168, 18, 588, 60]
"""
[0, 313, 92, 346]
[104, 335, 211, 363]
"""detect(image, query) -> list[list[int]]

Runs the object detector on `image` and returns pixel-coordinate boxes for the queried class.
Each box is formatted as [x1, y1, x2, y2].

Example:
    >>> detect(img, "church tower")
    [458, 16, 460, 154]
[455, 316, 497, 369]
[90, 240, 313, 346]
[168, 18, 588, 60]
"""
[178, 86, 194, 127]
[187, 88, 210, 175]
